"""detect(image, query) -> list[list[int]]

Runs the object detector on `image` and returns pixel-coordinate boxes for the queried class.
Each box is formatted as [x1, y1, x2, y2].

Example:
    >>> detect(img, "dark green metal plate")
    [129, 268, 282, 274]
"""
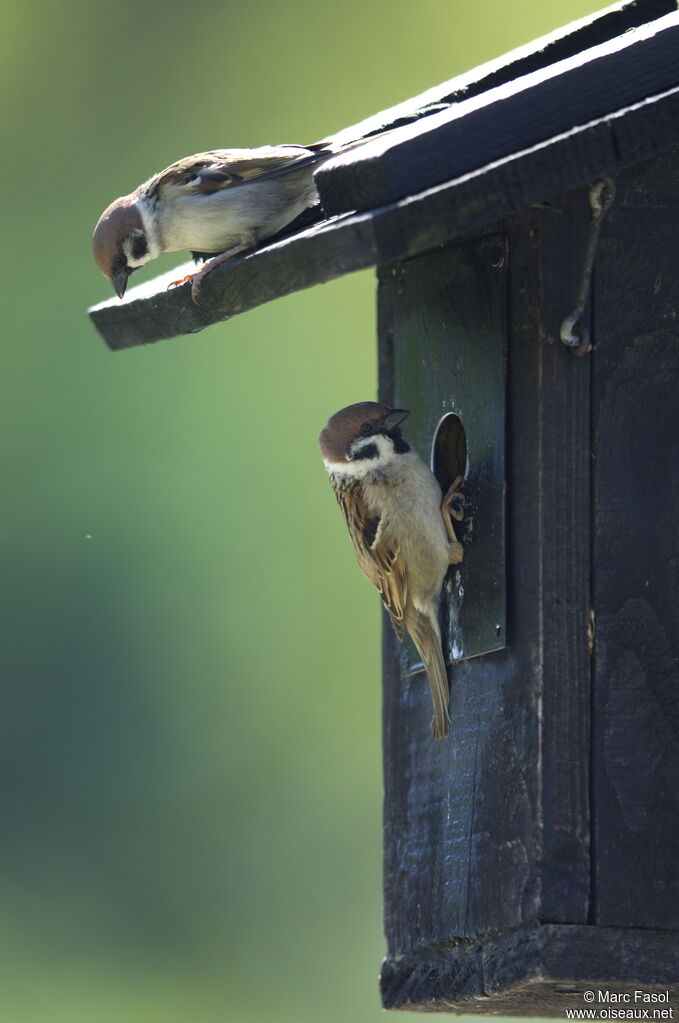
[387, 234, 507, 666]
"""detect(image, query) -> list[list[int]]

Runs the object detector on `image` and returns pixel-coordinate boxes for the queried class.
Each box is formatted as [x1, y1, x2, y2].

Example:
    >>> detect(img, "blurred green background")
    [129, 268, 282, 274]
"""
[2, 1, 602, 1020]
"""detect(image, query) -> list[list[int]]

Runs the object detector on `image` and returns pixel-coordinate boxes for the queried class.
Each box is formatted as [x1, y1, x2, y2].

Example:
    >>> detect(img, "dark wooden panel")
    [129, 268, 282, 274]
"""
[592, 147, 679, 929]
[504, 190, 594, 926]
[379, 236, 537, 955]
[381, 636, 538, 951]
[379, 191, 597, 998]
[317, 12, 679, 216]
[381, 237, 507, 663]
[532, 189, 594, 923]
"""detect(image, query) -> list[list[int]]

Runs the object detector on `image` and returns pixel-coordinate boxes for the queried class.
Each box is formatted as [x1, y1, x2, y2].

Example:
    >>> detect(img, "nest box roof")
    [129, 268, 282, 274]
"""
[89, 0, 679, 350]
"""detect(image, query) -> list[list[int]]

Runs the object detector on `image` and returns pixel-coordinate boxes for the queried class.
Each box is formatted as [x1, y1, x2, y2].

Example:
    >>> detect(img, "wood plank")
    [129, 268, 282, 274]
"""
[89, 86, 679, 350]
[506, 191, 594, 927]
[592, 146, 679, 929]
[317, 11, 679, 216]
[532, 189, 594, 924]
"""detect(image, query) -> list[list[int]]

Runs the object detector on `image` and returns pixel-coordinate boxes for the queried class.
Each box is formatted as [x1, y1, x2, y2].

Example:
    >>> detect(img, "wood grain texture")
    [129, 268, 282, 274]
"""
[533, 190, 594, 924]
[592, 147, 679, 930]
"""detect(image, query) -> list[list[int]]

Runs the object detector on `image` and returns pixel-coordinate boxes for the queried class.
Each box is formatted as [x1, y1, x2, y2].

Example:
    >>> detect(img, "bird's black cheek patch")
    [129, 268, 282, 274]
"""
[131, 233, 148, 261]
[350, 443, 378, 461]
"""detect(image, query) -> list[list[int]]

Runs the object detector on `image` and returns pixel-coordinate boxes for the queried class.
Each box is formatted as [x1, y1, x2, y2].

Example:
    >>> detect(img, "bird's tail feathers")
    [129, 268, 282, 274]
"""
[408, 609, 450, 741]
[308, 126, 405, 162]
[313, 105, 450, 157]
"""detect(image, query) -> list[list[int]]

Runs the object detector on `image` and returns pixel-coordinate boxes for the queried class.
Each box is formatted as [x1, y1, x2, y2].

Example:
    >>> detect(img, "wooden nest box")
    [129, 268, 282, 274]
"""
[89, 0, 679, 1013]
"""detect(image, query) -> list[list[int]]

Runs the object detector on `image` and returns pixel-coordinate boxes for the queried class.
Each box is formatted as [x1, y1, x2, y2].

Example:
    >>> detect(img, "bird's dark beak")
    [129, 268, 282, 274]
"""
[112, 267, 130, 299]
[381, 408, 410, 430]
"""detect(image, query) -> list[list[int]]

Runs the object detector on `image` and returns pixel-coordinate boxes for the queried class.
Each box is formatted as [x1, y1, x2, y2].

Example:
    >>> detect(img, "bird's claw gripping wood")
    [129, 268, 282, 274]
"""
[444, 475, 466, 522]
[188, 244, 251, 303]
[447, 539, 464, 565]
[441, 475, 465, 562]
[167, 273, 193, 291]
[166, 243, 252, 303]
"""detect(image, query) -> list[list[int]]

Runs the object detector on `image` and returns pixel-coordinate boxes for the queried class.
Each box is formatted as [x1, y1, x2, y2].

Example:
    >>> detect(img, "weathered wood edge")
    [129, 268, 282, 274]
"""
[316, 10, 679, 216]
[88, 81, 679, 350]
[381, 923, 679, 1014]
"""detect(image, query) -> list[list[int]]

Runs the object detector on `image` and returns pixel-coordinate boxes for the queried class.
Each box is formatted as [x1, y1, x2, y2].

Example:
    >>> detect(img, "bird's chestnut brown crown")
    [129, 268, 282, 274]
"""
[319, 402, 410, 462]
[92, 197, 146, 298]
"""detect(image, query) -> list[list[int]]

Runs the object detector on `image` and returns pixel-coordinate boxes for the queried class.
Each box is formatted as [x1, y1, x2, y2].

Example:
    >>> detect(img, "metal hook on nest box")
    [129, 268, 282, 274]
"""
[560, 177, 616, 354]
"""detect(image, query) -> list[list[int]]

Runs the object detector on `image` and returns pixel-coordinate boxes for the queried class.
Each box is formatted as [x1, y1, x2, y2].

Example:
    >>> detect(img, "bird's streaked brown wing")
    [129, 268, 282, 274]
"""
[154, 147, 321, 196]
[332, 480, 407, 640]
